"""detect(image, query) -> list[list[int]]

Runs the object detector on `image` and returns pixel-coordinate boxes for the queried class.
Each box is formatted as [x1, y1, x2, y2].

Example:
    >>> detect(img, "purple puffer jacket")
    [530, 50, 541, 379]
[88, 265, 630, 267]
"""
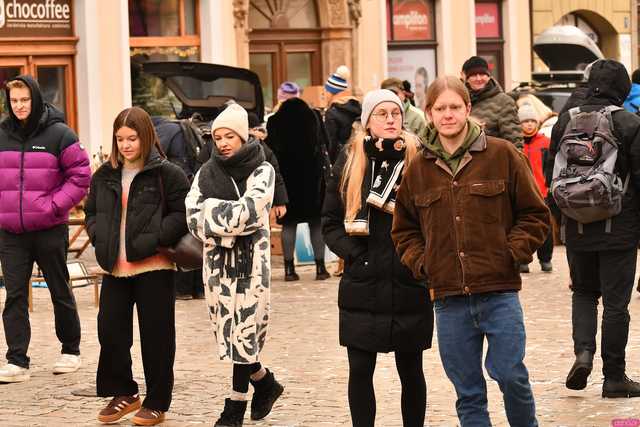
[0, 76, 90, 233]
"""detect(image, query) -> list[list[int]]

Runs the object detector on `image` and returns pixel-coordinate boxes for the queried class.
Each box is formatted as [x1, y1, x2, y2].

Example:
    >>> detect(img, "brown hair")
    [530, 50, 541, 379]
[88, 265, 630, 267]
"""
[340, 128, 419, 221]
[424, 75, 471, 111]
[6, 80, 28, 91]
[109, 107, 165, 168]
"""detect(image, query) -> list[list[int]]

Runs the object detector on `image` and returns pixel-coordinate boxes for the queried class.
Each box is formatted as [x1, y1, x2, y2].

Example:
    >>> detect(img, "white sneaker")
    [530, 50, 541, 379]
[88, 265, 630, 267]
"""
[52, 354, 81, 374]
[0, 363, 30, 383]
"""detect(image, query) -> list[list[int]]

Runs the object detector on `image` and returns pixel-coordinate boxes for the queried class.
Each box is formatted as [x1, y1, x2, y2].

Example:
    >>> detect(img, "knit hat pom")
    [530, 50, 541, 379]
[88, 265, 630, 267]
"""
[325, 65, 350, 95]
[211, 103, 249, 142]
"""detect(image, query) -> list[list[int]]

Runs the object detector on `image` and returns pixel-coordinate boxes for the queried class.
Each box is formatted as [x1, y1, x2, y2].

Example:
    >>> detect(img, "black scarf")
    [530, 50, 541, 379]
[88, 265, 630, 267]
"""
[344, 134, 406, 236]
[197, 138, 265, 278]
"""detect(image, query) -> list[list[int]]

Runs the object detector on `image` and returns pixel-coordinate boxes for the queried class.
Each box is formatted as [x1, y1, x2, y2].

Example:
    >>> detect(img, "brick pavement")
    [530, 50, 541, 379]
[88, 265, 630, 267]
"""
[0, 246, 639, 426]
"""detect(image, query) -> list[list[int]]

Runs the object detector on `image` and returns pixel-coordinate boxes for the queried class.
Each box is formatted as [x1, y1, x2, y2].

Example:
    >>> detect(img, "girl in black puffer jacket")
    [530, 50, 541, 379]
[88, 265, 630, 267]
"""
[85, 107, 190, 426]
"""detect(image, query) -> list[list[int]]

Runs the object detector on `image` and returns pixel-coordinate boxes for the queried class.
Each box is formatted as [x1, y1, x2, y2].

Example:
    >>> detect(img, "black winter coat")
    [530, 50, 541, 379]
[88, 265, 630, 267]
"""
[260, 140, 289, 206]
[267, 98, 329, 224]
[85, 150, 190, 273]
[324, 98, 361, 162]
[545, 60, 640, 252]
[321, 148, 433, 353]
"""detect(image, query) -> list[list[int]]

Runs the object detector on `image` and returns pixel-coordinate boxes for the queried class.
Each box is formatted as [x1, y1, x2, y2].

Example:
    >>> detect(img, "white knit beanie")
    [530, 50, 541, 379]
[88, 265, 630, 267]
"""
[361, 89, 404, 127]
[518, 103, 538, 123]
[211, 103, 249, 142]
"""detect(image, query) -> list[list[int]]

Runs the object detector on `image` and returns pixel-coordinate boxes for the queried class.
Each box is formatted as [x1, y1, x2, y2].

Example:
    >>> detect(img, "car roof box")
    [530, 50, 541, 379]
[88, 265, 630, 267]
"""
[533, 25, 603, 71]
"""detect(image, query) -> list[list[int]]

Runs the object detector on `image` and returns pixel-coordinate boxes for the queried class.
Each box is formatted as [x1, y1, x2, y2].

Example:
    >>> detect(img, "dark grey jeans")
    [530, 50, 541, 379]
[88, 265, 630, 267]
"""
[0, 224, 80, 368]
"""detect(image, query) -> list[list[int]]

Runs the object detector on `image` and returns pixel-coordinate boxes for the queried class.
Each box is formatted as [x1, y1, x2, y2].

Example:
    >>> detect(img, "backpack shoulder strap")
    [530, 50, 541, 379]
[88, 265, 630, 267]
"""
[568, 107, 581, 119]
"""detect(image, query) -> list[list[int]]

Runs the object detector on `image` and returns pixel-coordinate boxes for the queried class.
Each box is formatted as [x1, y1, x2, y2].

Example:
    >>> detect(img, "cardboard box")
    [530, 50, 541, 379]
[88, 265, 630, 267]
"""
[301, 86, 328, 109]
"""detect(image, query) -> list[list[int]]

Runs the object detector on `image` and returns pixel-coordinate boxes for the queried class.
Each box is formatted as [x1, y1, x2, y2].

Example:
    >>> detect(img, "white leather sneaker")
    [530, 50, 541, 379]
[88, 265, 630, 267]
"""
[52, 354, 81, 374]
[0, 363, 30, 383]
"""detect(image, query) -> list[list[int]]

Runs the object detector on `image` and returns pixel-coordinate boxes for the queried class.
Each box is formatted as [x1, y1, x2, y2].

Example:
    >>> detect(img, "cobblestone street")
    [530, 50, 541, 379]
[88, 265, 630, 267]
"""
[1, 246, 640, 426]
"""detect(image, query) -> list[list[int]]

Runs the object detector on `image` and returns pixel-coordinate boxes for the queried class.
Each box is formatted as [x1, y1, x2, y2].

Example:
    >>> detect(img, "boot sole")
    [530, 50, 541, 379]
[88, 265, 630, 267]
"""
[98, 399, 141, 424]
[132, 412, 165, 426]
[53, 366, 81, 374]
[566, 365, 591, 390]
[251, 384, 284, 420]
[602, 390, 640, 398]
[0, 373, 30, 383]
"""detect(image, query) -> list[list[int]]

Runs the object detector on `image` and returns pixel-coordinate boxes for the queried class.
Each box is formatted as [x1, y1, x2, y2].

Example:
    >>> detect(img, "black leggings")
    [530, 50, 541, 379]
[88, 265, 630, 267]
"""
[281, 219, 325, 261]
[347, 347, 426, 427]
[232, 362, 262, 393]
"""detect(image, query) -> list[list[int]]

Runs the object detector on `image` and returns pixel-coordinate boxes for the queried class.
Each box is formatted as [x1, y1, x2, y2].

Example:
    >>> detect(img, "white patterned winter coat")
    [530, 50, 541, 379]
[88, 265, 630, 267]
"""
[186, 161, 275, 363]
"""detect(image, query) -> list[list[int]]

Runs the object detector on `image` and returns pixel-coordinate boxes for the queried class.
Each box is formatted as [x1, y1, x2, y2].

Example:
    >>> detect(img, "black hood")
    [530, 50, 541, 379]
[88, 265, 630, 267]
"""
[1, 74, 65, 138]
[586, 60, 631, 106]
[330, 98, 361, 117]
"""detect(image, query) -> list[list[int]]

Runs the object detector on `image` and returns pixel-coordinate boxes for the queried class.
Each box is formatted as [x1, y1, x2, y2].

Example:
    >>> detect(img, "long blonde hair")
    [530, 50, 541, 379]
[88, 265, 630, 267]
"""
[339, 129, 419, 221]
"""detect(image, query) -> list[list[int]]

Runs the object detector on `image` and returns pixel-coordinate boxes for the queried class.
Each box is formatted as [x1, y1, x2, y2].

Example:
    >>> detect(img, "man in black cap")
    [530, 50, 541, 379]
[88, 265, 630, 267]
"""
[461, 56, 523, 148]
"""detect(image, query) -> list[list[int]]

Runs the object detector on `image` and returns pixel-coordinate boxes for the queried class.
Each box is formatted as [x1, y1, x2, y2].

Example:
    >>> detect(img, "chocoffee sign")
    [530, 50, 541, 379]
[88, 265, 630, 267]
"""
[0, 0, 73, 37]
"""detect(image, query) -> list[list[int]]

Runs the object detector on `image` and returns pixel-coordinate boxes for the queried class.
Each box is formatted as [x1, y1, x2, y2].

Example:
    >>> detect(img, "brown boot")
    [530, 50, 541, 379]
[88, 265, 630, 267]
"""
[97, 395, 141, 424]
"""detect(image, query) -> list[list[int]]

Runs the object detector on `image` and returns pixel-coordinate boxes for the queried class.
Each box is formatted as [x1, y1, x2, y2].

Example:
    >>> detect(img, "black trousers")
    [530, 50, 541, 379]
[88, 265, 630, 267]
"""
[567, 247, 637, 379]
[536, 230, 554, 263]
[174, 268, 204, 297]
[96, 270, 176, 412]
[0, 225, 80, 368]
[347, 347, 426, 427]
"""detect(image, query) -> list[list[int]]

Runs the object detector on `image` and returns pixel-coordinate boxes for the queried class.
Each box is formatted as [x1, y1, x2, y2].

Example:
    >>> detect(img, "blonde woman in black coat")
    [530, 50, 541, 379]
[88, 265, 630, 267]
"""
[322, 89, 433, 427]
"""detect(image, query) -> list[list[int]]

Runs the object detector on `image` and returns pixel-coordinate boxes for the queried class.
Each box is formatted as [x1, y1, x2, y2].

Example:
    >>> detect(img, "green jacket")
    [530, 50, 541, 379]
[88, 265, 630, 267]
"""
[403, 100, 427, 137]
[468, 79, 523, 149]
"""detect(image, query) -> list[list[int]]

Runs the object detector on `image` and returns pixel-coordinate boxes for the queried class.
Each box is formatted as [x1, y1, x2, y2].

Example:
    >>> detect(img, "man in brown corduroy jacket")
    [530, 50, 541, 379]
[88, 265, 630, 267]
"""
[392, 75, 550, 427]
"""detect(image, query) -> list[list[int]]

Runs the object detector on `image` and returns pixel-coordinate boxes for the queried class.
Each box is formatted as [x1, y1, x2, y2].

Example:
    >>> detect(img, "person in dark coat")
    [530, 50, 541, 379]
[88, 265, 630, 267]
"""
[266, 97, 331, 281]
[322, 89, 433, 427]
[153, 117, 209, 300]
[323, 65, 362, 162]
[85, 107, 190, 425]
[545, 59, 640, 397]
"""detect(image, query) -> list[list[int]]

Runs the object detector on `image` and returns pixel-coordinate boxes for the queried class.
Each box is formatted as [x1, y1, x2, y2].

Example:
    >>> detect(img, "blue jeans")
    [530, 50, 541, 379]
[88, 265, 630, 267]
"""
[434, 292, 537, 427]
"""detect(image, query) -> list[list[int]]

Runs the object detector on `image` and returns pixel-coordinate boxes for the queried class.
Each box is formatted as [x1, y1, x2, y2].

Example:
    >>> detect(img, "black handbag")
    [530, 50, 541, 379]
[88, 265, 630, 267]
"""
[157, 172, 203, 272]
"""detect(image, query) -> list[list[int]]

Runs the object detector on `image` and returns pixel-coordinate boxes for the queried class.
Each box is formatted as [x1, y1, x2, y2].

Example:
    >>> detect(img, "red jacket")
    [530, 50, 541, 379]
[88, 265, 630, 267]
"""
[523, 133, 550, 197]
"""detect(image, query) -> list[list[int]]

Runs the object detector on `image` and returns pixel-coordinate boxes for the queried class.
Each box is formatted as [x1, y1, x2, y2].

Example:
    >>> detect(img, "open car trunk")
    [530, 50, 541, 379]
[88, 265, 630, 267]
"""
[141, 61, 264, 122]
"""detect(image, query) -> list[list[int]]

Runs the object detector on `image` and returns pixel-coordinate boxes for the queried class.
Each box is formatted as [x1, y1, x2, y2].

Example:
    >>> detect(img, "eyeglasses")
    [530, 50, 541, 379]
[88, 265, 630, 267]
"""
[370, 110, 402, 122]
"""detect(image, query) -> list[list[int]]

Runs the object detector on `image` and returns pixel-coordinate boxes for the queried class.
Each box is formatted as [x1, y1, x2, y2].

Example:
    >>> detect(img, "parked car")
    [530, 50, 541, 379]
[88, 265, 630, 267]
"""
[510, 25, 604, 114]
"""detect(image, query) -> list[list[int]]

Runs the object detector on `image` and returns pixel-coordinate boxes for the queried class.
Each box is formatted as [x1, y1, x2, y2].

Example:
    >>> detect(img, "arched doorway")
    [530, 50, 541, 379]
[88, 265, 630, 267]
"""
[554, 10, 619, 60]
[248, 0, 323, 109]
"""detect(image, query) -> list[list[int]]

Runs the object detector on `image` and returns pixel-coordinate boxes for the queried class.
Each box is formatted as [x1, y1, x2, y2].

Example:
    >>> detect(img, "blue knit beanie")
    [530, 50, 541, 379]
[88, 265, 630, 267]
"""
[325, 65, 350, 94]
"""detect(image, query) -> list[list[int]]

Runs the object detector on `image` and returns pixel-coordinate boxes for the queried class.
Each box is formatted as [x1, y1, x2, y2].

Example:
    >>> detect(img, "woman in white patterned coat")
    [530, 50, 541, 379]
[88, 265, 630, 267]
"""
[185, 104, 284, 427]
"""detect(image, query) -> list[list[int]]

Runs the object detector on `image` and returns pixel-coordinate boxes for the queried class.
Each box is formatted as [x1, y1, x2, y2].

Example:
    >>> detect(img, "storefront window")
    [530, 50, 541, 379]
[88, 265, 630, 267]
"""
[0, 67, 22, 120]
[386, 0, 437, 112]
[475, 0, 504, 88]
[129, 0, 197, 37]
[129, 0, 200, 111]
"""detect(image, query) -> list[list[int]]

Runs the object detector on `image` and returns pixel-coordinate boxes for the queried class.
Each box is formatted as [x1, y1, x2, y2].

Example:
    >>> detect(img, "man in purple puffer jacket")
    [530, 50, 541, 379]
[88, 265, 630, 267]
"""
[0, 75, 90, 383]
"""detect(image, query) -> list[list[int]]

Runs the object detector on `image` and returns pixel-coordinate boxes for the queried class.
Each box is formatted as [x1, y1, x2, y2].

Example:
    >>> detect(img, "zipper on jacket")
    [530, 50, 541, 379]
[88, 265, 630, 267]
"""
[19, 143, 26, 232]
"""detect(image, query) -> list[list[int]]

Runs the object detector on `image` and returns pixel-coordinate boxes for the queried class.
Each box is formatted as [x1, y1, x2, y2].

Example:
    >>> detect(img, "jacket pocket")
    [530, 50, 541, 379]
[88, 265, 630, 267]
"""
[468, 180, 505, 223]
[414, 190, 442, 230]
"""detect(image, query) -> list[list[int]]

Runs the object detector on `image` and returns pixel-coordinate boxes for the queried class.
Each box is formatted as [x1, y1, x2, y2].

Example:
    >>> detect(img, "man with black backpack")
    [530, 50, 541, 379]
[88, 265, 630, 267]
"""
[546, 59, 640, 398]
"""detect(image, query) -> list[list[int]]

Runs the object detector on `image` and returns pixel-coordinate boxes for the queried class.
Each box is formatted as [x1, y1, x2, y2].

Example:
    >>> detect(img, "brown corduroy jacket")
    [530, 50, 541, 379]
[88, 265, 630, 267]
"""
[391, 132, 551, 300]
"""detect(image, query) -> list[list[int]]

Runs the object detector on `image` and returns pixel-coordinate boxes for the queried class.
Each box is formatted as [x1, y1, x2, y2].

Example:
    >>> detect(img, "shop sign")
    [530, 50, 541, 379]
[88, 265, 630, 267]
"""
[475, 2, 500, 38]
[387, 48, 436, 112]
[0, 0, 73, 37]
[392, 0, 433, 41]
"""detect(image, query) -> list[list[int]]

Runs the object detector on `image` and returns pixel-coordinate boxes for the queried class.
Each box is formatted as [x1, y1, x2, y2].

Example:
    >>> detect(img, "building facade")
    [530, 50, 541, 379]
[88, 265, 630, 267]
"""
[0, 0, 636, 157]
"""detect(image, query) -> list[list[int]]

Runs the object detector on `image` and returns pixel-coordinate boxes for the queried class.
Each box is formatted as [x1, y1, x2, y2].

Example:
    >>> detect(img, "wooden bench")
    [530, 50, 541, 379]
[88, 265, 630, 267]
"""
[27, 270, 104, 312]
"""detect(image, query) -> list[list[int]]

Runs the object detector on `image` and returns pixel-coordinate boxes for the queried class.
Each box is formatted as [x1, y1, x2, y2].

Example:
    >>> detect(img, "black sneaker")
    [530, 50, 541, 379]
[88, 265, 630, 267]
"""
[540, 261, 553, 272]
[250, 370, 284, 420]
[602, 375, 640, 398]
[214, 399, 246, 427]
[566, 351, 593, 390]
